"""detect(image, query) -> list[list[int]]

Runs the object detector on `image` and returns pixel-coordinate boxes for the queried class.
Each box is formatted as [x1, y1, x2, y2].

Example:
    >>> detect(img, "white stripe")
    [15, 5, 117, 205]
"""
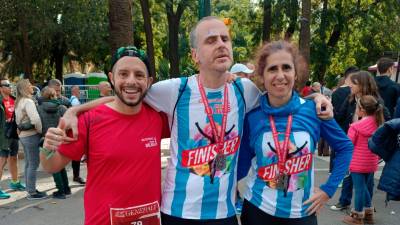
[182, 173, 204, 218]
[290, 188, 304, 218]
[216, 174, 229, 218]
[161, 165, 177, 214]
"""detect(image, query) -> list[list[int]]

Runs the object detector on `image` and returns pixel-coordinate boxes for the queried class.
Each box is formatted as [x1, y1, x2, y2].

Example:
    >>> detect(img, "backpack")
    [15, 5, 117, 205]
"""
[170, 77, 246, 130]
[5, 112, 19, 139]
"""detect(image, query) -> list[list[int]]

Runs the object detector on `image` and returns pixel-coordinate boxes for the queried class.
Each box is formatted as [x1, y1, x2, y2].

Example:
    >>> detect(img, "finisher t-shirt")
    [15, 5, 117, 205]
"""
[2, 97, 15, 122]
[58, 104, 169, 225]
[145, 75, 260, 219]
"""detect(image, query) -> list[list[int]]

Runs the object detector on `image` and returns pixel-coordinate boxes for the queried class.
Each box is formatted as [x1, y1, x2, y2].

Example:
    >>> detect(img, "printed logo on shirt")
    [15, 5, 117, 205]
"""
[182, 136, 240, 167]
[259, 132, 312, 192]
[182, 121, 239, 178]
[141, 137, 158, 148]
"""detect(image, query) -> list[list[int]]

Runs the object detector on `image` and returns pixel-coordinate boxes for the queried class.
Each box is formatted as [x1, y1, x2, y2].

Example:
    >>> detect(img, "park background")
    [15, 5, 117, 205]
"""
[0, 0, 399, 89]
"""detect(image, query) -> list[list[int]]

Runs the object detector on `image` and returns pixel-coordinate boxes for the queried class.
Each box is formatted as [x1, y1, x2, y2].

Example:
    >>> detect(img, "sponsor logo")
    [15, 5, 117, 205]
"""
[257, 153, 312, 181]
[141, 137, 158, 148]
[181, 136, 240, 167]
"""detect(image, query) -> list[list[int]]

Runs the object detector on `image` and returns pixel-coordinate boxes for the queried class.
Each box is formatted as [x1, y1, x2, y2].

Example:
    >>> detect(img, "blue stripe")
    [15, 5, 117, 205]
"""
[171, 78, 191, 217]
[275, 190, 293, 217]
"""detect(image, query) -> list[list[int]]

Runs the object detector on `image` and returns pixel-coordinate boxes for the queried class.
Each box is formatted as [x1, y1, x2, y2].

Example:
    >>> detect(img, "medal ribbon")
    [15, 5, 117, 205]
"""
[269, 114, 293, 174]
[197, 76, 229, 154]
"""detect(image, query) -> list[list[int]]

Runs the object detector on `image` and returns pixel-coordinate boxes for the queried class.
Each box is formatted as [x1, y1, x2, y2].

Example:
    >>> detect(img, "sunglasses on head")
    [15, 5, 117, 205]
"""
[0, 83, 10, 87]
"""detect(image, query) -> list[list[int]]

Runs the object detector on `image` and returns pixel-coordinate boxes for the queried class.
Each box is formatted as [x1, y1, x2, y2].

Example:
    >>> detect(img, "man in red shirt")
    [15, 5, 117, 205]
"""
[40, 47, 169, 225]
[0, 78, 25, 199]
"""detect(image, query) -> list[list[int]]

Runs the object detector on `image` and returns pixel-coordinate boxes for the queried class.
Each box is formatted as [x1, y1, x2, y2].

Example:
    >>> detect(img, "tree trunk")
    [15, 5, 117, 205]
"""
[166, 1, 189, 78]
[139, 0, 156, 80]
[312, 0, 328, 84]
[299, 0, 311, 88]
[108, 0, 134, 55]
[17, 13, 33, 80]
[262, 0, 272, 42]
[284, 0, 299, 40]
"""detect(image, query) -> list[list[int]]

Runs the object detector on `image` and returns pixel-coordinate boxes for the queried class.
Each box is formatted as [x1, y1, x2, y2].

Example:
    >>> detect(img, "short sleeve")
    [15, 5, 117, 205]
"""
[241, 78, 261, 112]
[145, 78, 182, 115]
[58, 113, 89, 161]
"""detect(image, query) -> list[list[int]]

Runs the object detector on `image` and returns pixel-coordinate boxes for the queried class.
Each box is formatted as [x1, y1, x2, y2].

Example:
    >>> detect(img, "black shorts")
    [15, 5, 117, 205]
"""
[161, 212, 239, 225]
[0, 139, 19, 157]
[240, 200, 318, 225]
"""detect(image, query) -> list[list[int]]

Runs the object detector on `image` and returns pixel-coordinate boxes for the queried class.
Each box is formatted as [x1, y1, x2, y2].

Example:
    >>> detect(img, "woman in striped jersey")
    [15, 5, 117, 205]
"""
[237, 40, 353, 225]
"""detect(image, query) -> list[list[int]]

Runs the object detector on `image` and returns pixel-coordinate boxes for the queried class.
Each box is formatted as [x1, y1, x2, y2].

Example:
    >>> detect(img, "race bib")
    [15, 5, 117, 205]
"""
[110, 201, 161, 225]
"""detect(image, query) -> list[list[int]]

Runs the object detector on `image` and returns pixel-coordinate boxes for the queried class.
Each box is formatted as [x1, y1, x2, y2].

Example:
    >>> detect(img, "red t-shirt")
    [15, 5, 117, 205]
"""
[59, 104, 169, 225]
[2, 97, 15, 122]
[300, 86, 312, 97]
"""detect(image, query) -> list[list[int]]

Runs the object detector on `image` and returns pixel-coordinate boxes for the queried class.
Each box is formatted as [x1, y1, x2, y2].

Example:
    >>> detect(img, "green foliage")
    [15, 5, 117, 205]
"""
[1, 0, 399, 84]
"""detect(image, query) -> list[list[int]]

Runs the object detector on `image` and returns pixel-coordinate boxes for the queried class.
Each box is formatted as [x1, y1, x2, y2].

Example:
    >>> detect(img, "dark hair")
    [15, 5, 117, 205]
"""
[358, 95, 384, 126]
[349, 71, 381, 101]
[110, 46, 150, 77]
[377, 57, 394, 74]
[255, 40, 307, 90]
[344, 66, 359, 78]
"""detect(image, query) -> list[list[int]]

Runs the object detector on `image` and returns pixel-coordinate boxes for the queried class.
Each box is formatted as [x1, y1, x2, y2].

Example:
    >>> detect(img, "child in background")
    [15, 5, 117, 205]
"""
[343, 95, 383, 225]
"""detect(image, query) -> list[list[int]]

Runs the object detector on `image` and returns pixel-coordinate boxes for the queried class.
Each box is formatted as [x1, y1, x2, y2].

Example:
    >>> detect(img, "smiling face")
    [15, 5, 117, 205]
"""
[109, 57, 152, 108]
[263, 50, 296, 107]
[191, 19, 233, 73]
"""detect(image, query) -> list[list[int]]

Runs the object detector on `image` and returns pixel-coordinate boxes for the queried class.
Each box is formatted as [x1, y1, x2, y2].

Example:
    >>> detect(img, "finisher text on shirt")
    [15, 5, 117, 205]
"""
[181, 136, 240, 167]
[258, 153, 312, 181]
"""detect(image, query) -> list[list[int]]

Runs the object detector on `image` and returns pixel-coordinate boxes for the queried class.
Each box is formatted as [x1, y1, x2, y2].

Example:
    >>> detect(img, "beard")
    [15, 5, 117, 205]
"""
[114, 86, 148, 107]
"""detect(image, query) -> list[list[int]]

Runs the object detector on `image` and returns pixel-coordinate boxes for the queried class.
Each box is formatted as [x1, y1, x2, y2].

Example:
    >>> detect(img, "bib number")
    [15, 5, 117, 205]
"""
[110, 201, 161, 225]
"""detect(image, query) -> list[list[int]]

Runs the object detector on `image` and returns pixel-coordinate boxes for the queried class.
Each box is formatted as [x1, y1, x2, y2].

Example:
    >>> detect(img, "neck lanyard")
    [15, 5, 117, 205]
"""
[197, 76, 229, 152]
[269, 114, 293, 174]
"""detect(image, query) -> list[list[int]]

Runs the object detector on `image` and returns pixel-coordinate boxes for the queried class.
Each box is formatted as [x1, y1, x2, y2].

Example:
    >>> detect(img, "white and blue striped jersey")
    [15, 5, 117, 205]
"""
[145, 75, 260, 219]
[238, 92, 353, 218]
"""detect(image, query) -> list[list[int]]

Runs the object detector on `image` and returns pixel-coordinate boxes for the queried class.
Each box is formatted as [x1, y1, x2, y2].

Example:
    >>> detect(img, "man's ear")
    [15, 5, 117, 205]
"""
[108, 72, 114, 86]
[191, 48, 199, 64]
[148, 76, 153, 87]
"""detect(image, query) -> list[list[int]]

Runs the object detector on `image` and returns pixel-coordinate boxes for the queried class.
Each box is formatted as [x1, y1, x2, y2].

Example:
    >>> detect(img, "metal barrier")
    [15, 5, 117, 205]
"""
[62, 85, 113, 103]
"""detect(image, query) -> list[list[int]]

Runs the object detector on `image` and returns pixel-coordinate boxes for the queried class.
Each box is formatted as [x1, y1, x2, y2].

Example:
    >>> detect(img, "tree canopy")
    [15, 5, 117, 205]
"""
[0, 0, 399, 87]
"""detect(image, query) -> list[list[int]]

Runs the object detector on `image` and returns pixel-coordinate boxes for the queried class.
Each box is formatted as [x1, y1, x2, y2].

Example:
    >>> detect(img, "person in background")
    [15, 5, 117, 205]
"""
[43, 79, 71, 108]
[374, 57, 400, 117]
[1, 78, 26, 199]
[230, 63, 254, 79]
[368, 118, 400, 202]
[98, 81, 112, 97]
[300, 81, 312, 97]
[15, 79, 47, 200]
[69, 85, 81, 106]
[342, 95, 383, 225]
[311, 82, 321, 94]
[67, 85, 85, 185]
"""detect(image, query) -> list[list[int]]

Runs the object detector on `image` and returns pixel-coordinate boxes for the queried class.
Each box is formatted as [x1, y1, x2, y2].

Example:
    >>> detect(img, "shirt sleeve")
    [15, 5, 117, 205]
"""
[144, 78, 181, 115]
[237, 114, 256, 181]
[58, 113, 88, 161]
[25, 99, 42, 134]
[159, 112, 170, 139]
[241, 78, 261, 113]
[347, 124, 357, 144]
[319, 119, 353, 198]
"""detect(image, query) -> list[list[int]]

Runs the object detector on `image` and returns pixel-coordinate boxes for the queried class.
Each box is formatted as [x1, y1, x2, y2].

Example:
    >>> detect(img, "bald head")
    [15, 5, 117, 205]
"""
[190, 16, 226, 49]
[98, 81, 112, 97]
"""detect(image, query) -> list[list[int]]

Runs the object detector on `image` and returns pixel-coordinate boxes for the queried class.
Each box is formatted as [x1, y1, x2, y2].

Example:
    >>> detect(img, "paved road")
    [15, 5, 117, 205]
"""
[0, 154, 399, 225]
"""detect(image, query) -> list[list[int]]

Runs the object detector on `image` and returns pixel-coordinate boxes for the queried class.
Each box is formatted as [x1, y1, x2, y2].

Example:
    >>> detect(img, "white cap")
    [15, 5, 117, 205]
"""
[230, 63, 254, 74]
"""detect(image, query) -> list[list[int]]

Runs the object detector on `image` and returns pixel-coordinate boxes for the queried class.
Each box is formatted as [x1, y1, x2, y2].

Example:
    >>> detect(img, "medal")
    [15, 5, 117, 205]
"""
[269, 114, 293, 192]
[197, 76, 229, 184]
